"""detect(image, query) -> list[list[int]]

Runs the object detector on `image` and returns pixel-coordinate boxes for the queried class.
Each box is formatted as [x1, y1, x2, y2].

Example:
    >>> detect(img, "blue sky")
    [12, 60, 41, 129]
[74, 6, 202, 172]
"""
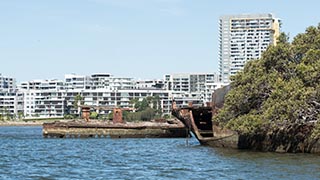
[1, 0, 320, 82]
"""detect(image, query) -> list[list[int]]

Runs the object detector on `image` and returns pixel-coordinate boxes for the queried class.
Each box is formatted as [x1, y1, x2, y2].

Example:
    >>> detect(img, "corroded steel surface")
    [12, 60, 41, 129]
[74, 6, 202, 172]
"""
[80, 105, 135, 124]
[171, 85, 239, 148]
[42, 120, 187, 138]
[113, 108, 123, 124]
[82, 106, 90, 122]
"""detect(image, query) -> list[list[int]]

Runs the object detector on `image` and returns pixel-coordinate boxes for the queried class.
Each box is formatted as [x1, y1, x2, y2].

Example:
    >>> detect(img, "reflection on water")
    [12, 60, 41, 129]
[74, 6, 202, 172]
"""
[0, 126, 319, 180]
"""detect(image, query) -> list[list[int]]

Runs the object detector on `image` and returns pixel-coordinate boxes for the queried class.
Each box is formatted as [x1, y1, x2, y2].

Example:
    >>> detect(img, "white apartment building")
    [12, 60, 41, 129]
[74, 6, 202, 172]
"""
[65, 74, 92, 90]
[11, 72, 225, 118]
[164, 73, 222, 103]
[91, 73, 112, 89]
[135, 80, 164, 89]
[219, 13, 280, 83]
[0, 73, 16, 91]
[63, 89, 171, 116]
[65, 73, 135, 90]
[18, 76, 171, 117]
[0, 74, 22, 119]
[109, 77, 135, 90]
[0, 91, 23, 118]
[19, 79, 64, 90]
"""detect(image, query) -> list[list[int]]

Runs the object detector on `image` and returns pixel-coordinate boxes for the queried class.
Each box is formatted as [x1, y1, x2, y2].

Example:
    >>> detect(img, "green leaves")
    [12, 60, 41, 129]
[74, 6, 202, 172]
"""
[297, 50, 320, 86]
[126, 96, 162, 121]
[90, 111, 99, 119]
[226, 114, 265, 134]
[214, 24, 320, 134]
[73, 94, 84, 108]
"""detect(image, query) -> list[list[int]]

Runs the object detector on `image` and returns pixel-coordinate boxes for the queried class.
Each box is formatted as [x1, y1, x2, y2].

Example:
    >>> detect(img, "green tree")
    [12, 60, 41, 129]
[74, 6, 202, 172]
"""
[90, 111, 99, 119]
[4, 107, 11, 121]
[141, 108, 156, 121]
[135, 98, 149, 111]
[18, 112, 24, 120]
[64, 114, 75, 119]
[129, 98, 139, 109]
[108, 111, 113, 120]
[214, 24, 320, 135]
[73, 94, 84, 108]
[151, 95, 162, 116]
[125, 96, 163, 121]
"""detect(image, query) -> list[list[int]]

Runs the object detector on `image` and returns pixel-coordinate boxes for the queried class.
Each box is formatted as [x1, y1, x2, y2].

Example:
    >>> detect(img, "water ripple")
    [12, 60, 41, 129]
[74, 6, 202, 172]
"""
[0, 126, 319, 180]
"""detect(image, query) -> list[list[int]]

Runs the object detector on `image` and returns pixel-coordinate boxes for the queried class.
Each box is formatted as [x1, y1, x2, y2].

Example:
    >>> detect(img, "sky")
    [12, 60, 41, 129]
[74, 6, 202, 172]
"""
[1, 0, 320, 82]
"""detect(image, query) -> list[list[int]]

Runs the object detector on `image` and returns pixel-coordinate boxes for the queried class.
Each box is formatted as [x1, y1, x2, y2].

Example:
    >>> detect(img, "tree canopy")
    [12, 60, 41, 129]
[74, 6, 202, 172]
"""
[214, 25, 320, 137]
[125, 96, 162, 121]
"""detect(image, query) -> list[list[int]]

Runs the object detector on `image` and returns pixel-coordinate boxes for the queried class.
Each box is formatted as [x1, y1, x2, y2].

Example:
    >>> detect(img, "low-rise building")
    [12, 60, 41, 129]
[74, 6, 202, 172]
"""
[0, 73, 16, 91]
[0, 74, 22, 119]
[2, 72, 227, 118]
[135, 79, 164, 89]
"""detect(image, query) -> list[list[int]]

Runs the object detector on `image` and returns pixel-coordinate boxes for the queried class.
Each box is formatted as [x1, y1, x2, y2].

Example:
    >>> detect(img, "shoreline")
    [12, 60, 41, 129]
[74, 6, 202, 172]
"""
[0, 121, 43, 126]
[0, 121, 55, 127]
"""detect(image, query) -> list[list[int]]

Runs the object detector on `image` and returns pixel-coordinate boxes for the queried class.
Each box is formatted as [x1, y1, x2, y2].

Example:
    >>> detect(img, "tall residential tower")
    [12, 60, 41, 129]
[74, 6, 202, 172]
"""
[219, 13, 280, 83]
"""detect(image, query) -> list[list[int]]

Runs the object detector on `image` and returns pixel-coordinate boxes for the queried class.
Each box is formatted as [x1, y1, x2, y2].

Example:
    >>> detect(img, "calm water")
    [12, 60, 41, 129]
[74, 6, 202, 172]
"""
[0, 126, 319, 180]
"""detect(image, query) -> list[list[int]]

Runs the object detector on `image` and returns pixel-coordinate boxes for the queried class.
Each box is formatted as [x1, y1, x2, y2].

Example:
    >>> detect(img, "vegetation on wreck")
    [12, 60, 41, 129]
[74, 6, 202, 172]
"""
[214, 24, 320, 138]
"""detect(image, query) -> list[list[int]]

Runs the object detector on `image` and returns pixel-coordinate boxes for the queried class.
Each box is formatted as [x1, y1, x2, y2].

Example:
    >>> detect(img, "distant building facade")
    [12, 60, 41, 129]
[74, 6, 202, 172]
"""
[19, 79, 65, 90]
[135, 80, 164, 89]
[0, 74, 22, 119]
[164, 73, 222, 103]
[1, 72, 227, 119]
[64, 74, 92, 90]
[0, 73, 16, 91]
[219, 13, 280, 83]
[15, 73, 171, 118]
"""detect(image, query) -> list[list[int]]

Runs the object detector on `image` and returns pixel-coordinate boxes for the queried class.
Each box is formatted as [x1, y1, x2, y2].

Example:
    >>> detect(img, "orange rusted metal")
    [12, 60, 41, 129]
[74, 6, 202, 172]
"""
[113, 108, 123, 124]
[81, 106, 90, 122]
[80, 105, 136, 123]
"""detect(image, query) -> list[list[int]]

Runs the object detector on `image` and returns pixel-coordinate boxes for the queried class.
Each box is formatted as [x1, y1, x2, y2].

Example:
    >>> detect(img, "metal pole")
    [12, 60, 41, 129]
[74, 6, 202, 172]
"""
[186, 128, 190, 146]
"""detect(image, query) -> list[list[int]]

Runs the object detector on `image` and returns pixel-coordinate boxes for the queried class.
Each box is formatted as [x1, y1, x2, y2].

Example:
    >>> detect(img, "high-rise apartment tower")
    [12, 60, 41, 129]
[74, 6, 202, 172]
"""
[219, 13, 280, 83]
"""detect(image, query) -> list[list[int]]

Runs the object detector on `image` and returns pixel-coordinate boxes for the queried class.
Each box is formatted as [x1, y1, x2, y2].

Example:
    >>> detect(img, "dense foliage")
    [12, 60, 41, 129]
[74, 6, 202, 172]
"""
[124, 96, 162, 121]
[214, 25, 320, 136]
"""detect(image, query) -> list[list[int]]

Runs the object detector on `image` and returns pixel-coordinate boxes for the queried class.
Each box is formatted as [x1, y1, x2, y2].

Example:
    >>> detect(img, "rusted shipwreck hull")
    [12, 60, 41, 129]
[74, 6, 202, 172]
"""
[172, 85, 239, 148]
[172, 106, 239, 148]
[173, 85, 320, 153]
[43, 120, 187, 138]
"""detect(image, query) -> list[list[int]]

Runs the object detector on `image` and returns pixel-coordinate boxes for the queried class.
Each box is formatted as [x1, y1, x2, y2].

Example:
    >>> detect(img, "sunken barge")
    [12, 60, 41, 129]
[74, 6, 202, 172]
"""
[43, 107, 187, 138]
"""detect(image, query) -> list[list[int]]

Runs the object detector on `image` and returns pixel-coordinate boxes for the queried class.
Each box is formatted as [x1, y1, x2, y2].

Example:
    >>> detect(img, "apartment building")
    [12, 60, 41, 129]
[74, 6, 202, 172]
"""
[164, 73, 222, 103]
[91, 73, 112, 89]
[5, 72, 224, 118]
[135, 80, 164, 89]
[64, 73, 135, 90]
[19, 79, 64, 90]
[0, 74, 22, 119]
[19, 88, 172, 118]
[0, 73, 16, 91]
[18, 74, 171, 117]
[219, 13, 280, 83]
[64, 74, 92, 90]
[0, 91, 23, 118]
[109, 77, 135, 90]
[63, 89, 171, 116]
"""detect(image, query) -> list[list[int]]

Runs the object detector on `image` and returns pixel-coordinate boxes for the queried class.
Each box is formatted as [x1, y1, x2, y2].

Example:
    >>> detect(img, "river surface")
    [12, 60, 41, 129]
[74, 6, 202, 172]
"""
[0, 126, 319, 180]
